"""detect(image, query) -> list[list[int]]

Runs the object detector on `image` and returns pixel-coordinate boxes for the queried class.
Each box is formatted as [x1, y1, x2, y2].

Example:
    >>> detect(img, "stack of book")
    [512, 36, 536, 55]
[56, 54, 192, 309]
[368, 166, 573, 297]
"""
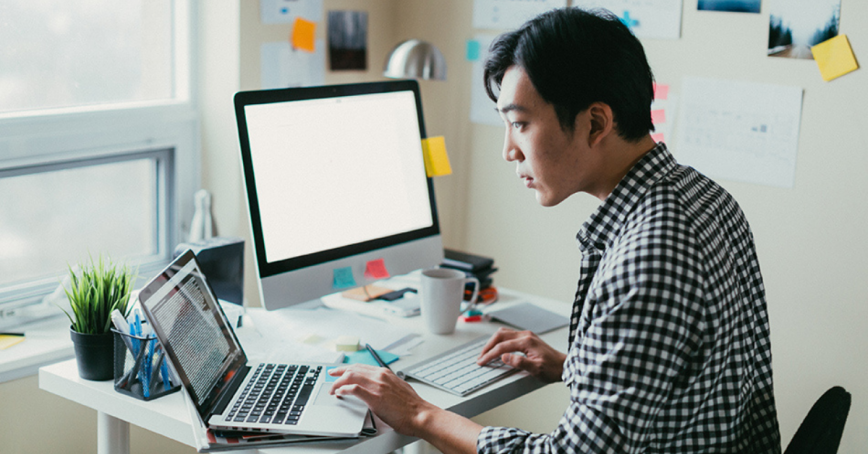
[441, 249, 498, 304]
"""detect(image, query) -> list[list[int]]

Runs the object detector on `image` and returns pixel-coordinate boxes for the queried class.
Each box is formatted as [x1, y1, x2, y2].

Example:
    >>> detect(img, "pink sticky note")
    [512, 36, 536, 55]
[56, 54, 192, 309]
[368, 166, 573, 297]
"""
[651, 133, 665, 143]
[653, 83, 669, 100]
[651, 109, 666, 125]
[364, 258, 390, 280]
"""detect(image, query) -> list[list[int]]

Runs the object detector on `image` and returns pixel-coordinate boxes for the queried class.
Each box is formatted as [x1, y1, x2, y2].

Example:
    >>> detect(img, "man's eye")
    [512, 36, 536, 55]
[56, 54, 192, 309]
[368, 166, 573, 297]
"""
[511, 122, 524, 130]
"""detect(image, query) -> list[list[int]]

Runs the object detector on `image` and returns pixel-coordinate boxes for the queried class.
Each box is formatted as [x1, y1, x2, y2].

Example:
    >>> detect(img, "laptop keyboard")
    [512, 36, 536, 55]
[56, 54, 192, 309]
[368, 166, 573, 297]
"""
[400, 336, 516, 396]
[226, 363, 321, 425]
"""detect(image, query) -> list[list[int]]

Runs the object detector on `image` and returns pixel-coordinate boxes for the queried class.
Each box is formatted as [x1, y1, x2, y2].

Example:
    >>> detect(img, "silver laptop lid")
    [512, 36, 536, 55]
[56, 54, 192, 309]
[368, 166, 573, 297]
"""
[138, 249, 247, 423]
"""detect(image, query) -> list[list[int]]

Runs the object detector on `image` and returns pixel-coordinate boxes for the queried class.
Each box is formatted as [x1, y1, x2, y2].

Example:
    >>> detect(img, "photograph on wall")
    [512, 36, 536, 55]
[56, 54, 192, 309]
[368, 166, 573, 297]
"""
[327, 10, 368, 71]
[697, 0, 760, 13]
[768, 0, 841, 59]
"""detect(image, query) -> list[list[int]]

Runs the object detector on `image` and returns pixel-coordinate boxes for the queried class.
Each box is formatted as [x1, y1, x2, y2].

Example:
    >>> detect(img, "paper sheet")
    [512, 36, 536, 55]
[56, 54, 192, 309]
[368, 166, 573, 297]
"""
[674, 76, 804, 188]
[573, 0, 683, 39]
[260, 41, 325, 89]
[247, 307, 416, 352]
[260, 0, 322, 24]
[469, 34, 504, 127]
[472, 0, 567, 30]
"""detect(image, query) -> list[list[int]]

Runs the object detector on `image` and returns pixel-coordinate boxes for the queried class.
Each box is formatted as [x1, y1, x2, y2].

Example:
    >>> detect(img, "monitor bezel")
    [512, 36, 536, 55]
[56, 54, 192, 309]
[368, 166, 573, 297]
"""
[234, 80, 441, 280]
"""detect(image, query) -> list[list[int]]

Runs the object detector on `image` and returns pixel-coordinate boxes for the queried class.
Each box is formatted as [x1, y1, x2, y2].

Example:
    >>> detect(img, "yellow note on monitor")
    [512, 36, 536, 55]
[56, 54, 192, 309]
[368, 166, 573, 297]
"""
[421, 136, 452, 177]
[811, 34, 859, 82]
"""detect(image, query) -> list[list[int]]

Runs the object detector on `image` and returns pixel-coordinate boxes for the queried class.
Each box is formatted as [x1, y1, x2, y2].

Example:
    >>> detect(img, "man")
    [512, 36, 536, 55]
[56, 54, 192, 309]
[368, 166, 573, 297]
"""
[329, 7, 781, 453]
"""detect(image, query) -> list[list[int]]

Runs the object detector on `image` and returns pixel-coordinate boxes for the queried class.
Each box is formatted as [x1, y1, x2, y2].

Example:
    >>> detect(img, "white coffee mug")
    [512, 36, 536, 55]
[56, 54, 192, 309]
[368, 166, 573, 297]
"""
[420, 268, 480, 334]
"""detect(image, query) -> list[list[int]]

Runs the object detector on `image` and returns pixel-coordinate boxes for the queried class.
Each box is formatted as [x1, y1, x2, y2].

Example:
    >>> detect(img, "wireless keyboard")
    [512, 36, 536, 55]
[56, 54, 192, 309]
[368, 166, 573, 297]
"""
[398, 336, 517, 396]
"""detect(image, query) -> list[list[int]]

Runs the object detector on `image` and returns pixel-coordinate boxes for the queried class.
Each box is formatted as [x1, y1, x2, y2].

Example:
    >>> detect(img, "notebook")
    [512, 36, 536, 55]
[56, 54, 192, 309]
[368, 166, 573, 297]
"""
[138, 250, 368, 437]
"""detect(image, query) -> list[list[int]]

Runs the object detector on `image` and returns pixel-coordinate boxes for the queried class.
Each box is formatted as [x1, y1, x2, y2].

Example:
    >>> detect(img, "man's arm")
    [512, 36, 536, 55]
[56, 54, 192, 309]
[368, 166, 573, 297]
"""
[329, 364, 483, 454]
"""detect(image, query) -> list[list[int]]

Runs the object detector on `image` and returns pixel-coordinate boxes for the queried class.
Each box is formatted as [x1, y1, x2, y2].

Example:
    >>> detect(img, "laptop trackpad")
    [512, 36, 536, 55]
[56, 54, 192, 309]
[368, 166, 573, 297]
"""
[313, 386, 343, 406]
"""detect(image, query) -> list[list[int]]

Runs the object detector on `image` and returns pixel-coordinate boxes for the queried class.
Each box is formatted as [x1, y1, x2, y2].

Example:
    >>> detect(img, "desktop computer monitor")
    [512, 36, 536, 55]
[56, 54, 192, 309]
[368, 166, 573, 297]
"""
[234, 80, 444, 310]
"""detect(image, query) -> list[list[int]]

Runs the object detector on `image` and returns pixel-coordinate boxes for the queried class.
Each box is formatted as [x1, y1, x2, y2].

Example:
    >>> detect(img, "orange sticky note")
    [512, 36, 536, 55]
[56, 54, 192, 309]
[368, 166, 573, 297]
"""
[364, 258, 390, 280]
[811, 34, 859, 82]
[651, 109, 666, 125]
[291, 17, 316, 53]
[421, 136, 452, 177]
[653, 83, 669, 100]
[651, 132, 665, 143]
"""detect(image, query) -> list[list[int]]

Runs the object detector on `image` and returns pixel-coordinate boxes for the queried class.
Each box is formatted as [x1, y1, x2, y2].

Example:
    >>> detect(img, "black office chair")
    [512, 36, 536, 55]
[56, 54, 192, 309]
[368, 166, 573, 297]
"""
[783, 386, 851, 454]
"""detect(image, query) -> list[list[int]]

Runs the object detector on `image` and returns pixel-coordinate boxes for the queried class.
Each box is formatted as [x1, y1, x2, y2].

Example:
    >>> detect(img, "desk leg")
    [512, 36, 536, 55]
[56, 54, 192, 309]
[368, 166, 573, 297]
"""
[97, 411, 130, 454]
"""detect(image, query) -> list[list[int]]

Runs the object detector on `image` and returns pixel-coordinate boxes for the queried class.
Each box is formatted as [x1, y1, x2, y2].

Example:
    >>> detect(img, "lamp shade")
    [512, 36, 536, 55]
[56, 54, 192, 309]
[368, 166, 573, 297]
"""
[383, 39, 447, 81]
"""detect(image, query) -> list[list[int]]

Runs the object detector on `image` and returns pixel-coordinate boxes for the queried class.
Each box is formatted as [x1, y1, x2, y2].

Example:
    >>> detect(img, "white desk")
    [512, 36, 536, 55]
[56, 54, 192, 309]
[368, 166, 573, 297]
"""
[39, 288, 570, 454]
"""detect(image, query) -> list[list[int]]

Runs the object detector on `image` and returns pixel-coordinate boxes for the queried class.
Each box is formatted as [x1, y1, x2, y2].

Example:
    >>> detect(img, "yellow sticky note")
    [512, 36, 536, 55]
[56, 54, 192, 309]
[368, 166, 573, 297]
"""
[291, 17, 316, 53]
[421, 136, 452, 177]
[0, 335, 25, 350]
[811, 34, 859, 82]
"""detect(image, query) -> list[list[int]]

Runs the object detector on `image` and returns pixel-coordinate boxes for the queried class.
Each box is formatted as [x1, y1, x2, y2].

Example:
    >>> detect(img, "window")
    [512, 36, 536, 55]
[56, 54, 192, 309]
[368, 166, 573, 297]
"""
[0, 0, 198, 328]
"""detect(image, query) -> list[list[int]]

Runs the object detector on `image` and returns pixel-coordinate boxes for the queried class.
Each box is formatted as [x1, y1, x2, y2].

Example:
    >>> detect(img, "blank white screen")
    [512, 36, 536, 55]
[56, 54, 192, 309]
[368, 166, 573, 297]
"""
[244, 91, 433, 263]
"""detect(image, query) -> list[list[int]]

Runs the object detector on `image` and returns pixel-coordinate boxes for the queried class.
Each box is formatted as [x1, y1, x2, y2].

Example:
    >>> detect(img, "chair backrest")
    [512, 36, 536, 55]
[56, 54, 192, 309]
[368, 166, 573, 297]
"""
[783, 386, 851, 454]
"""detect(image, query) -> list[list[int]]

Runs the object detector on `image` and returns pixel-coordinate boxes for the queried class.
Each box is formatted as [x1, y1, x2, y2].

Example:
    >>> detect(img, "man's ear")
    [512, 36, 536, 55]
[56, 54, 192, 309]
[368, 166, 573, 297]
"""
[584, 102, 615, 147]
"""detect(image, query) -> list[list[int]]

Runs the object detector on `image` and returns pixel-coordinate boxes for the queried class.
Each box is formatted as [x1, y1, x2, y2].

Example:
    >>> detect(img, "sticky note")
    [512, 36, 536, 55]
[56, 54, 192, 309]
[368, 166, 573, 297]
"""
[343, 348, 399, 367]
[651, 132, 665, 143]
[466, 40, 481, 61]
[0, 335, 25, 350]
[811, 34, 859, 82]
[421, 136, 452, 177]
[651, 109, 666, 125]
[364, 258, 390, 280]
[653, 83, 669, 100]
[335, 335, 360, 352]
[291, 17, 316, 52]
[333, 266, 356, 289]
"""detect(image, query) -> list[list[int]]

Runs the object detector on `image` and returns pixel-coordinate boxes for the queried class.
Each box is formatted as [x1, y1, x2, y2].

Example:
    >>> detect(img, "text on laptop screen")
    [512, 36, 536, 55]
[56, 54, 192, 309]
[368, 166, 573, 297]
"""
[143, 257, 242, 406]
[243, 90, 433, 264]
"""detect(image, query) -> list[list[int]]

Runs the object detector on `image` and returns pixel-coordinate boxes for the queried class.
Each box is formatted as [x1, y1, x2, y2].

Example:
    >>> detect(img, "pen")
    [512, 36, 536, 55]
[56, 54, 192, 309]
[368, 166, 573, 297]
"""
[364, 343, 391, 371]
[0, 332, 24, 337]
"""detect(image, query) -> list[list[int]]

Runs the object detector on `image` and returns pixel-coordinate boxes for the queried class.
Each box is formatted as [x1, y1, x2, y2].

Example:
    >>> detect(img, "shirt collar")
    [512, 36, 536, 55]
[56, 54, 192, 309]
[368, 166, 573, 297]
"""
[576, 142, 678, 252]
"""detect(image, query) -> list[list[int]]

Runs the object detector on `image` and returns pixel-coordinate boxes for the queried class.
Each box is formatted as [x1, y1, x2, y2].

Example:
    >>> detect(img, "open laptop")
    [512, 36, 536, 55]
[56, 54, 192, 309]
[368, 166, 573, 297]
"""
[138, 250, 369, 436]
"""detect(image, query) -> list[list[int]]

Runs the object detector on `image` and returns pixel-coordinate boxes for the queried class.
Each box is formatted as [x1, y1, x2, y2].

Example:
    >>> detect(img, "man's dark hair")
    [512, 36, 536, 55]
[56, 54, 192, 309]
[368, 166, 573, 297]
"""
[484, 8, 655, 141]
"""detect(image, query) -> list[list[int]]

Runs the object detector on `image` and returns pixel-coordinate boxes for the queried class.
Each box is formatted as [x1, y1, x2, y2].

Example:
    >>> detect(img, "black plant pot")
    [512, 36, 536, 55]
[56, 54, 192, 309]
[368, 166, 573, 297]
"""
[70, 327, 114, 381]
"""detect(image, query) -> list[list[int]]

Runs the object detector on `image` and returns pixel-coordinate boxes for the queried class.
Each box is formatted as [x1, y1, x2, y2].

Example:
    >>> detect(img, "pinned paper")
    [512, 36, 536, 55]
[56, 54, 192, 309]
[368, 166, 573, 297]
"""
[364, 258, 390, 280]
[811, 34, 859, 82]
[421, 136, 452, 177]
[291, 17, 317, 52]
[333, 266, 356, 289]
[651, 109, 666, 125]
[466, 39, 481, 61]
[653, 83, 669, 100]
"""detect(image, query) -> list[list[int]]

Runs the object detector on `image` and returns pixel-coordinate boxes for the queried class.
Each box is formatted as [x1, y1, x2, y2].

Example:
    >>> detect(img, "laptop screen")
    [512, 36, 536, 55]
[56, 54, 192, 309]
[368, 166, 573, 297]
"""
[139, 250, 247, 418]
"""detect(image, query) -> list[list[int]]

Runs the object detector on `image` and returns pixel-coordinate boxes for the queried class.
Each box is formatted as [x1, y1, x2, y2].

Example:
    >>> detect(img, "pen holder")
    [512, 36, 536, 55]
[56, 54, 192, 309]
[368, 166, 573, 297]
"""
[112, 329, 180, 401]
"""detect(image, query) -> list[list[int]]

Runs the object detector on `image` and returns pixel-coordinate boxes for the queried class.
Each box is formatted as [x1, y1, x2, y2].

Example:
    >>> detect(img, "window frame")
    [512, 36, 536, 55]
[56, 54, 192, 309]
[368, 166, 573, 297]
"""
[0, 0, 199, 327]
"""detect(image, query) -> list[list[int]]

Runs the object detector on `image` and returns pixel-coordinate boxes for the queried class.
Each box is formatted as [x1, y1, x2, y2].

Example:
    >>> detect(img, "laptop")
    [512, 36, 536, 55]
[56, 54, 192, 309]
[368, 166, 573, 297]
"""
[138, 250, 369, 437]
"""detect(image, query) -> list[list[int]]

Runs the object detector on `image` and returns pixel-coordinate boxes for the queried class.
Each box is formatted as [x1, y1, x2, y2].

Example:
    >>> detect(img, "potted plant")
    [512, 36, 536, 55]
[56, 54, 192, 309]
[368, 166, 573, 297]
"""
[61, 255, 135, 380]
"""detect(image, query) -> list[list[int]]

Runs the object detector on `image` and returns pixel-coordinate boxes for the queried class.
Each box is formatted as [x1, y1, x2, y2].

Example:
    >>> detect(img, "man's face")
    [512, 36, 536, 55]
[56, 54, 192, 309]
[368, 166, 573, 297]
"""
[496, 66, 604, 206]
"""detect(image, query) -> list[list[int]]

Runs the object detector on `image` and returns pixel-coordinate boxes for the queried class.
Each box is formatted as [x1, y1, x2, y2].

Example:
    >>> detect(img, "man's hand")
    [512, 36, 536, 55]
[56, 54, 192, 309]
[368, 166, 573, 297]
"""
[477, 327, 566, 383]
[328, 364, 482, 454]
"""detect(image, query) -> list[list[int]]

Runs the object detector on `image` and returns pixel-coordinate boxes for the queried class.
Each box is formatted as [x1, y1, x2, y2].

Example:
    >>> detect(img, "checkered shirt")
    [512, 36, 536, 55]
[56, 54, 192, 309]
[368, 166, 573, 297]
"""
[478, 144, 781, 453]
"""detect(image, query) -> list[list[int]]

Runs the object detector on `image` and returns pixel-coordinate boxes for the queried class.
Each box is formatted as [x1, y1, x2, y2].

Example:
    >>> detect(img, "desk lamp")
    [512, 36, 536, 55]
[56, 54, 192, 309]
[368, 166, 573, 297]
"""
[383, 39, 447, 81]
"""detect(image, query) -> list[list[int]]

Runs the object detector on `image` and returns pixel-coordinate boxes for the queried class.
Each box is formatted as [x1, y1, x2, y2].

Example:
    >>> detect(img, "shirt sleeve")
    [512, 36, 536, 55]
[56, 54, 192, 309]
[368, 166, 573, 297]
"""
[477, 217, 707, 454]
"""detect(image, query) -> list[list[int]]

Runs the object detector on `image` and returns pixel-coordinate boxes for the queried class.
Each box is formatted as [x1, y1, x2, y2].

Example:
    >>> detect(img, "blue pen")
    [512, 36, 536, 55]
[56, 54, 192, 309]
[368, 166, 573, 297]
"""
[160, 349, 171, 389]
[143, 325, 154, 398]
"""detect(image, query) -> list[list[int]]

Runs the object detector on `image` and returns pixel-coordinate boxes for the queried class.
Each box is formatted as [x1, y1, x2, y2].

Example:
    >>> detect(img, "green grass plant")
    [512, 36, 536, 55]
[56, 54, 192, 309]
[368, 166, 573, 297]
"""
[61, 255, 135, 335]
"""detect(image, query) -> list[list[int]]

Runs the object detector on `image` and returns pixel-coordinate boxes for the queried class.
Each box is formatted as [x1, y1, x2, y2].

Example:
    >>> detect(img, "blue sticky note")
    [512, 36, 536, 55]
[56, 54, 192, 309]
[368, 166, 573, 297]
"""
[333, 267, 356, 289]
[466, 40, 481, 61]
[343, 349, 399, 367]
